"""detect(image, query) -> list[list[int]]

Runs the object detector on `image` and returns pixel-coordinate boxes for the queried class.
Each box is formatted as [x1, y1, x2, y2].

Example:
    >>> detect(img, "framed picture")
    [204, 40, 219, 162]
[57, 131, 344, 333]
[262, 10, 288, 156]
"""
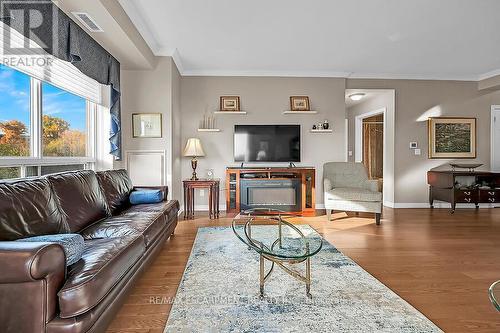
[220, 96, 240, 111]
[428, 117, 476, 159]
[290, 96, 310, 111]
[132, 113, 162, 138]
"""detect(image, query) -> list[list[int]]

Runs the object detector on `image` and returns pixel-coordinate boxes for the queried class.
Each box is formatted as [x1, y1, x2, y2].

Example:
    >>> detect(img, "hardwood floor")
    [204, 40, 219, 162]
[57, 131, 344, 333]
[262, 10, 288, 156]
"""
[106, 208, 500, 333]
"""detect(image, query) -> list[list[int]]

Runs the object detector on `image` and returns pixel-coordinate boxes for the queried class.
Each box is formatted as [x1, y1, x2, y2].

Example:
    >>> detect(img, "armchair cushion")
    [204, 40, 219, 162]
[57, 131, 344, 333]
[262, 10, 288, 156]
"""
[326, 188, 382, 202]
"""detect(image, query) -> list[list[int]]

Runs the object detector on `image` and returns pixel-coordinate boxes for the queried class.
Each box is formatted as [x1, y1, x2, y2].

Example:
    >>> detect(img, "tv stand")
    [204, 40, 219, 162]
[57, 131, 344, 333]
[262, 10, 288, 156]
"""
[226, 166, 315, 216]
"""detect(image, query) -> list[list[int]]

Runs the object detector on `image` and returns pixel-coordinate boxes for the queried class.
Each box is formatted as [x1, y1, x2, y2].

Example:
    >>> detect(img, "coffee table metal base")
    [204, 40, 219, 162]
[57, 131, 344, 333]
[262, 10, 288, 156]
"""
[259, 253, 312, 298]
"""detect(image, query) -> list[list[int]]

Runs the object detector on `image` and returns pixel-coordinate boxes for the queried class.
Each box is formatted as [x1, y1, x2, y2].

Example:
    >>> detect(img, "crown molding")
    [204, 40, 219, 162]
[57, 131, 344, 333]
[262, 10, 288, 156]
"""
[180, 69, 352, 78]
[118, 0, 161, 54]
[477, 68, 500, 81]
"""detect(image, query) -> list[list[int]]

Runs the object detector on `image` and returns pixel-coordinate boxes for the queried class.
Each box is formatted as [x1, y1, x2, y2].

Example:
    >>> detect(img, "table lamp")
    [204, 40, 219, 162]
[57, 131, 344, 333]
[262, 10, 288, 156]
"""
[183, 138, 205, 180]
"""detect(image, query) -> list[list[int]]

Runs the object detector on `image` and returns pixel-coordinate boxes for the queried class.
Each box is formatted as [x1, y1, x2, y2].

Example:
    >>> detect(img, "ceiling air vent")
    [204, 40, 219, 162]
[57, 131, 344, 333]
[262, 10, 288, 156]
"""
[71, 12, 104, 32]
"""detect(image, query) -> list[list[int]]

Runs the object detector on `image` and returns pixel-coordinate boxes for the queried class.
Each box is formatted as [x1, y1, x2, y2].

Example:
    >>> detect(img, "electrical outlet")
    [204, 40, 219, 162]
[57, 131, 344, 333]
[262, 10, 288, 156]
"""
[414, 149, 421, 156]
[200, 189, 205, 197]
[348, 151, 353, 156]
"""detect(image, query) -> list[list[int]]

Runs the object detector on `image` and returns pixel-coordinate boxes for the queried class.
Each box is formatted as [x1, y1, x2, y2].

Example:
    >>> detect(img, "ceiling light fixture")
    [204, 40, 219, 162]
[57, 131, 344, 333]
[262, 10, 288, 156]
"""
[349, 93, 366, 101]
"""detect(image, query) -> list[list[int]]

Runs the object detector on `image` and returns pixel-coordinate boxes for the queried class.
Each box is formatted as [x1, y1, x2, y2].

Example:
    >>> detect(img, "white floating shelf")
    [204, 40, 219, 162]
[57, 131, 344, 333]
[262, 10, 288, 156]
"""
[310, 129, 333, 133]
[197, 128, 221, 132]
[283, 111, 318, 114]
[214, 111, 247, 114]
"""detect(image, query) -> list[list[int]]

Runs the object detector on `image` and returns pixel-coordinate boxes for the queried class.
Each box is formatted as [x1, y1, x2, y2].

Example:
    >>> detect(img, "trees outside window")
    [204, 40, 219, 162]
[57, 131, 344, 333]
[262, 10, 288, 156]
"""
[42, 82, 87, 157]
[0, 65, 31, 157]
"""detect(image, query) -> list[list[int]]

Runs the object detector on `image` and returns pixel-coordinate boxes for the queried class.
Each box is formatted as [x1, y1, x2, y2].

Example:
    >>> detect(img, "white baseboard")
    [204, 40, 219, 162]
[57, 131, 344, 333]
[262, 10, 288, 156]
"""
[177, 202, 497, 215]
[391, 202, 497, 209]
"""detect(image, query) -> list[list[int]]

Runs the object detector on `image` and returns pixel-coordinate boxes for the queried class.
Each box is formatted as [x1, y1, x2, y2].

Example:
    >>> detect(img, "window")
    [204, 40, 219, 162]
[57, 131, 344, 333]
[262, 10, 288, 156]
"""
[0, 64, 31, 157]
[0, 63, 98, 180]
[42, 82, 87, 157]
[0, 166, 21, 180]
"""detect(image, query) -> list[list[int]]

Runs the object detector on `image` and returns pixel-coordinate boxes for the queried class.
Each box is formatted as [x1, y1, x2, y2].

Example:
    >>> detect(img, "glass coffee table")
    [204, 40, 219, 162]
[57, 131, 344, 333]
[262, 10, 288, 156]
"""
[232, 208, 323, 298]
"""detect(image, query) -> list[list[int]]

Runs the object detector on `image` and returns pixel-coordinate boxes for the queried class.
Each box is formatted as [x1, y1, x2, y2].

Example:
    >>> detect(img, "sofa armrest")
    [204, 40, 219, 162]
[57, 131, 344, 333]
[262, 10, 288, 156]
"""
[324, 178, 333, 191]
[365, 180, 379, 192]
[0, 242, 66, 283]
[134, 185, 169, 201]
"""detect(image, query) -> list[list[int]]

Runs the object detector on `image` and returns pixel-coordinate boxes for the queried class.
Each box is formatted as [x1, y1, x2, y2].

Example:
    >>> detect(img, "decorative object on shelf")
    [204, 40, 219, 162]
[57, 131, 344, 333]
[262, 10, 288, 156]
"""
[312, 124, 317, 130]
[428, 117, 476, 159]
[199, 114, 216, 130]
[323, 120, 329, 130]
[317, 122, 324, 130]
[183, 138, 206, 180]
[290, 96, 310, 111]
[132, 113, 162, 138]
[220, 96, 240, 111]
[449, 163, 483, 171]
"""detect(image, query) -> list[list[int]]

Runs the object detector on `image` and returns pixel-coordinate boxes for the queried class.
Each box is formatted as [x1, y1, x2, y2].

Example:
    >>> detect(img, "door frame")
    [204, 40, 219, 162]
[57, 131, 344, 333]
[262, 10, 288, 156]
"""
[355, 107, 386, 163]
[492, 105, 500, 172]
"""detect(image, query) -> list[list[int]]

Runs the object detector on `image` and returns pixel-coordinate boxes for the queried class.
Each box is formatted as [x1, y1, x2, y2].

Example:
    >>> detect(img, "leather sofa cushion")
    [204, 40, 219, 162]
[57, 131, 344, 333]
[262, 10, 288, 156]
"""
[47, 171, 110, 232]
[124, 200, 180, 222]
[0, 178, 69, 240]
[96, 169, 134, 214]
[80, 211, 167, 247]
[57, 236, 144, 318]
[325, 188, 383, 202]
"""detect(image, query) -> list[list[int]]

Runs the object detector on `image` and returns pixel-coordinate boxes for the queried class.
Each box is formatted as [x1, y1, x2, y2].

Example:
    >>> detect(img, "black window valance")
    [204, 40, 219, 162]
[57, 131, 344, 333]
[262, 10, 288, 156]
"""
[0, 0, 122, 159]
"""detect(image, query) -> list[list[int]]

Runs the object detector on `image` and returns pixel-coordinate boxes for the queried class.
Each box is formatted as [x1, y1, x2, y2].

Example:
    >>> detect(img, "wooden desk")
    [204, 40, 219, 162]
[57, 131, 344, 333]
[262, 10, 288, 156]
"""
[427, 170, 500, 213]
[183, 179, 220, 220]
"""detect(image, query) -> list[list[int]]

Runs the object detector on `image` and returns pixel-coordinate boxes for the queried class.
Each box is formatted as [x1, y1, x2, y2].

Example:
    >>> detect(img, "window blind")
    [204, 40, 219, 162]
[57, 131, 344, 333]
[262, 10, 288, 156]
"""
[0, 22, 102, 104]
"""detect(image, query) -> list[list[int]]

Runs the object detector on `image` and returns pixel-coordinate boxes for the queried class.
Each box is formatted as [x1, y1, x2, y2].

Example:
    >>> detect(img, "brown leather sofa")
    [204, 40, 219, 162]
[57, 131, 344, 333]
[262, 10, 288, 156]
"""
[0, 169, 179, 333]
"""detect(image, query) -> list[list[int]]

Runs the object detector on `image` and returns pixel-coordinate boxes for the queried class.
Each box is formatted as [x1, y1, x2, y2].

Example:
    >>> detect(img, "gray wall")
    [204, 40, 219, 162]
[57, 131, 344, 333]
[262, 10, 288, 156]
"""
[347, 79, 500, 205]
[117, 57, 182, 199]
[118, 64, 500, 208]
[180, 76, 347, 207]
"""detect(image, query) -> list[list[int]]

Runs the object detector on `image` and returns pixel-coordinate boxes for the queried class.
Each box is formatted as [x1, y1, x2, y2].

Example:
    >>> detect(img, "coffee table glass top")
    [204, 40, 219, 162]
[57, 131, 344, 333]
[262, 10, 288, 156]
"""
[490, 280, 500, 311]
[232, 208, 323, 260]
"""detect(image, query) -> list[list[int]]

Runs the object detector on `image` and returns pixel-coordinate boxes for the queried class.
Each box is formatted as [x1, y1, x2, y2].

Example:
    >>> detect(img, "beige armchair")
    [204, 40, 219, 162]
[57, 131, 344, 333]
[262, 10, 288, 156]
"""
[323, 162, 382, 225]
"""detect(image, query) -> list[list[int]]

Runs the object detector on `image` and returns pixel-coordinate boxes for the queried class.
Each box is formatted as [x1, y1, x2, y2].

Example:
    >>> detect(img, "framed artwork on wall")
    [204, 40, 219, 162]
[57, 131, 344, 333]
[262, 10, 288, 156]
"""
[132, 113, 163, 138]
[290, 96, 310, 111]
[428, 117, 476, 159]
[220, 96, 240, 111]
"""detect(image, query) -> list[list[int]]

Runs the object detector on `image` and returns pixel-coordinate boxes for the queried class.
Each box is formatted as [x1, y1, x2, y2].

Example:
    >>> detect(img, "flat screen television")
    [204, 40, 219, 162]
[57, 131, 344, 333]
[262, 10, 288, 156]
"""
[234, 125, 301, 162]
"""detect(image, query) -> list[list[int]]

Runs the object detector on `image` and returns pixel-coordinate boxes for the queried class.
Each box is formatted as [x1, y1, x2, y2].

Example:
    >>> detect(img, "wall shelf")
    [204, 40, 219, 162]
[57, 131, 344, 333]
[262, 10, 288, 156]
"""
[214, 111, 247, 114]
[283, 111, 318, 114]
[197, 128, 221, 132]
[310, 129, 333, 133]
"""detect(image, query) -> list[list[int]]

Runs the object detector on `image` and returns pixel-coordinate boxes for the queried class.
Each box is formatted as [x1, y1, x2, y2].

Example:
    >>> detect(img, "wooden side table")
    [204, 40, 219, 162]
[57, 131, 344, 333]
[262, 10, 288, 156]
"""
[183, 179, 220, 220]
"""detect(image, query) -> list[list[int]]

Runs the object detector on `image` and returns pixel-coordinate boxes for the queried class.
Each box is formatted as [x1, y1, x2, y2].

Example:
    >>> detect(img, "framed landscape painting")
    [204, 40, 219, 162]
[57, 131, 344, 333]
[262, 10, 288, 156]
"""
[428, 117, 476, 159]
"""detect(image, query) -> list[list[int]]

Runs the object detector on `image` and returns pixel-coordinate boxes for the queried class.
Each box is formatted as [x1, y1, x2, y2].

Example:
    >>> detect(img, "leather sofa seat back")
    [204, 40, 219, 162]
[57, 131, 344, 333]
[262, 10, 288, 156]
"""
[0, 178, 69, 240]
[47, 171, 110, 232]
[96, 169, 134, 214]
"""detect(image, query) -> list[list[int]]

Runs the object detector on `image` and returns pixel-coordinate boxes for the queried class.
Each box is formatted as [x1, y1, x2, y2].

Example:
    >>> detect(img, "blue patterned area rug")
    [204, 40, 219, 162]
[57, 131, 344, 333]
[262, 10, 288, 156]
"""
[164, 225, 442, 332]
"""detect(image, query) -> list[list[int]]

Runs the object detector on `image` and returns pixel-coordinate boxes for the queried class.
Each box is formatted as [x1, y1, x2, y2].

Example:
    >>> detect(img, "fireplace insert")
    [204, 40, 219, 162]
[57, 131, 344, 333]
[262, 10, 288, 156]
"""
[240, 179, 302, 212]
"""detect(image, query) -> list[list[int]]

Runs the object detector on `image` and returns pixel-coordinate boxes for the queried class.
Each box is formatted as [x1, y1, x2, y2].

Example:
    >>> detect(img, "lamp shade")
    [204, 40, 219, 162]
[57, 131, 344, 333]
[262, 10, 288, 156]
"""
[183, 138, 205, 157]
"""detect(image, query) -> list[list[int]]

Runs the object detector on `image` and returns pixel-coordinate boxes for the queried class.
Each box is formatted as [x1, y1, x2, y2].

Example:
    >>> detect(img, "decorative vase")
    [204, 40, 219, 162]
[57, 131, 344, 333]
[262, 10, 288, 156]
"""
[323, 120, 329, 130]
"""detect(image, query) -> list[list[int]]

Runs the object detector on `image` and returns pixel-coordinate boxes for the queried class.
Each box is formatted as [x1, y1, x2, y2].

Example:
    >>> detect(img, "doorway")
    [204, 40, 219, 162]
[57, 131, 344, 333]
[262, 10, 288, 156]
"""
[492, 106, 500, 171]
[346, 89, 395, 206]
[362, 114, 384, 183]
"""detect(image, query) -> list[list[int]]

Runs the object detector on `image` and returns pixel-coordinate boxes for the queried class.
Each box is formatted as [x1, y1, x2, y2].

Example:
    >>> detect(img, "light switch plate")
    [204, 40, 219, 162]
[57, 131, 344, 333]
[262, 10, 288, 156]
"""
[348, 151, 353, 156]
[414, 148, 421, 155]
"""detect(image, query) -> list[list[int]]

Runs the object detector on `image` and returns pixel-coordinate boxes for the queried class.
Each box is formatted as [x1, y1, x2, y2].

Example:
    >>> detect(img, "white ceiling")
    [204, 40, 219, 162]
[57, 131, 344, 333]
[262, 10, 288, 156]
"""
[119, 0, 500, 80]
